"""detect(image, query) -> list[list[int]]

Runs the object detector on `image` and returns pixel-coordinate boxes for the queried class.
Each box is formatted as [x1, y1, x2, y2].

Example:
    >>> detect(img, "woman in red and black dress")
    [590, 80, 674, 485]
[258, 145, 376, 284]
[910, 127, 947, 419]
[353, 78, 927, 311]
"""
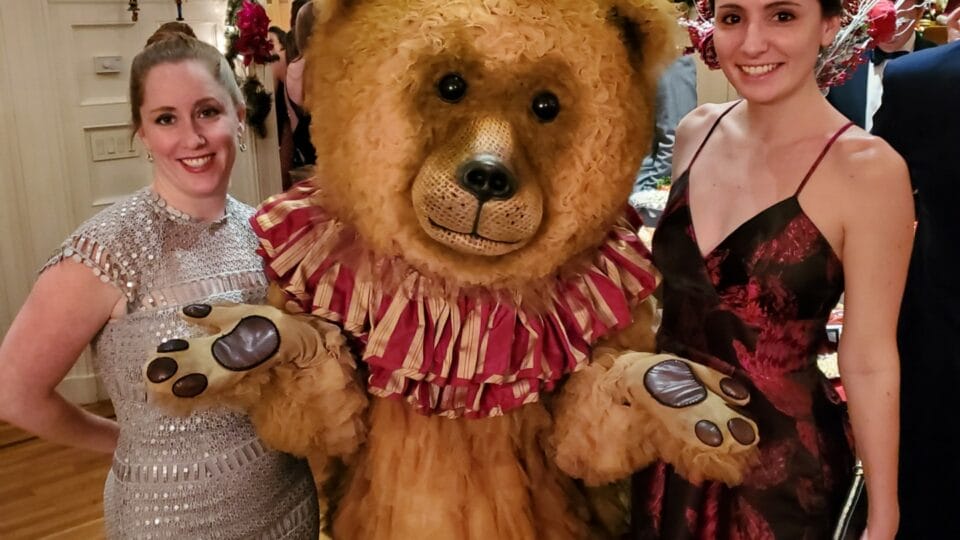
[631, 0, 914, 538]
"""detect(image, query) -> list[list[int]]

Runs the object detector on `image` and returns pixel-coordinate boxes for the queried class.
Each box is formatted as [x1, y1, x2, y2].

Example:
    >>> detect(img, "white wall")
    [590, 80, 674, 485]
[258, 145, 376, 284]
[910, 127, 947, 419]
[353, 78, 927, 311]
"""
[0, 0, 282, 404]
[695, 56, 739, 106]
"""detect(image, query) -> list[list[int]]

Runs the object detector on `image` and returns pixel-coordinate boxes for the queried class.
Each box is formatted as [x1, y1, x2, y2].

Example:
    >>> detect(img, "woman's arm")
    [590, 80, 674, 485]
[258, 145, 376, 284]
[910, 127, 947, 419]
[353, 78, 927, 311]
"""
[0, 260, 124, 453]
[837, 141, 914, 539]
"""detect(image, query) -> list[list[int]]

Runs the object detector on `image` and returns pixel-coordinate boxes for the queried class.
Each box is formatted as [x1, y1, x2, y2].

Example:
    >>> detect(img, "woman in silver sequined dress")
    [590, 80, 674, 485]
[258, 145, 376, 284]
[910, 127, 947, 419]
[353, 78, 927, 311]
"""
[0, 30, 319, 539]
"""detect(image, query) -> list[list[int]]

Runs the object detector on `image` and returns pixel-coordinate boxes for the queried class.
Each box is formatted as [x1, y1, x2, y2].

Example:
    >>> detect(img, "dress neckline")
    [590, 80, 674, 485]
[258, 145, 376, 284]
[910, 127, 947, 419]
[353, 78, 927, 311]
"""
[675, 170, 842, 271]
[145, 187, 232, 225]
[680, 169, 804, 260]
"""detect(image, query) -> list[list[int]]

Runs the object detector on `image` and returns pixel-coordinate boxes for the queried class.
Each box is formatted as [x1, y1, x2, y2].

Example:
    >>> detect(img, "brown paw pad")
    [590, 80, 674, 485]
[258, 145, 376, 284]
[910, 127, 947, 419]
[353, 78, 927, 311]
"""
[644, 359, 707, 408]
[183, 304, 212, 318]
[212, 316, 280, 371]
[157, 339, 189, 353]
[695, 420, 723, 447]
[172, 374, 208, 397]
[147, 357, 178, 383]
[719, 377, 749, 400]
[727, 418, 756, 445]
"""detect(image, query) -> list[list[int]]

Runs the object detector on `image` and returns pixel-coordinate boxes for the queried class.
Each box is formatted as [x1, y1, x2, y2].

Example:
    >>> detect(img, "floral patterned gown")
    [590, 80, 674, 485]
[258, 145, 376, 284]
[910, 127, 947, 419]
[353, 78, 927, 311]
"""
[631, 104, 855, 539]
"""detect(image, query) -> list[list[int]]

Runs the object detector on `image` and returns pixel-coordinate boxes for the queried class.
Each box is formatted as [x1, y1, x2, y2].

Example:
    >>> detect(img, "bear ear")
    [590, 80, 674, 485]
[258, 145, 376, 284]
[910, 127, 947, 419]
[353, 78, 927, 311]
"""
[601, 0, 682, 76]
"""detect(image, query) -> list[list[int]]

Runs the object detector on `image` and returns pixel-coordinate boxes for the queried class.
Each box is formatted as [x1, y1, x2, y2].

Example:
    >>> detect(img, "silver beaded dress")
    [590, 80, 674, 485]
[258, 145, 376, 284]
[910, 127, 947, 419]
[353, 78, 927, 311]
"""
[44, 188, 319, 539]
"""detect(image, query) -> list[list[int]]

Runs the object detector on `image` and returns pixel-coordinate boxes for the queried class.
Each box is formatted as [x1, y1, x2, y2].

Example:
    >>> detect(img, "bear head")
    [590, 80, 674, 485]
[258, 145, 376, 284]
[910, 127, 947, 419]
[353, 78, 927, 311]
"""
[302, 0, 678, 290]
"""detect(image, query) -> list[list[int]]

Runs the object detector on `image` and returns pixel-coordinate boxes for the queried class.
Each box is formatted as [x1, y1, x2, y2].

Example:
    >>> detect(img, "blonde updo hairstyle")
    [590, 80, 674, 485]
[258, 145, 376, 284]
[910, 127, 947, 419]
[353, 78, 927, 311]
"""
[130, 27, 244, 131]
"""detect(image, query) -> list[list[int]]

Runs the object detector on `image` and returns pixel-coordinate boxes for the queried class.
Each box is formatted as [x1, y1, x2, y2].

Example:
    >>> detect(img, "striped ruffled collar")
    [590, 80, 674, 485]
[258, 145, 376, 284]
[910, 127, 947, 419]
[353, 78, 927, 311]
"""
[252, 184, 659, 418]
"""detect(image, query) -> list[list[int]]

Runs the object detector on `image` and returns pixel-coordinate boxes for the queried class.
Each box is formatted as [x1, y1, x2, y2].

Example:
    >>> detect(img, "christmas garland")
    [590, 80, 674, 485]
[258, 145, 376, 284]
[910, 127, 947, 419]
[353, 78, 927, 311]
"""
[225, 0, 277, 138]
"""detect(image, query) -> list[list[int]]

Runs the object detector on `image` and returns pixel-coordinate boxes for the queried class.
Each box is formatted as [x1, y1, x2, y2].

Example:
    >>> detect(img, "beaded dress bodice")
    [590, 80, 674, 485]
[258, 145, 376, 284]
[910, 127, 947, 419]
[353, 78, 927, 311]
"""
[45, 188, 318, 539]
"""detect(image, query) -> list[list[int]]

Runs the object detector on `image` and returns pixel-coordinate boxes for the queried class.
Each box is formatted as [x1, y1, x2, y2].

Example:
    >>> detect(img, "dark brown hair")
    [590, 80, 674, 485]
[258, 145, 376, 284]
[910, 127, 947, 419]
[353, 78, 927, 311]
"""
[130, 30, 243, 130]
[146, 22, 197, 46]
[293, 1, 317, 57]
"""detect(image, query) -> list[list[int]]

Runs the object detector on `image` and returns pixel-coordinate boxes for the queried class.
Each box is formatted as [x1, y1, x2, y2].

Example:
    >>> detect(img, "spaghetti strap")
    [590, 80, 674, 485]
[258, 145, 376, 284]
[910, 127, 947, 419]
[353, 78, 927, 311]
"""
[794, 122, 855, 196]
[687, 100, 742, 169]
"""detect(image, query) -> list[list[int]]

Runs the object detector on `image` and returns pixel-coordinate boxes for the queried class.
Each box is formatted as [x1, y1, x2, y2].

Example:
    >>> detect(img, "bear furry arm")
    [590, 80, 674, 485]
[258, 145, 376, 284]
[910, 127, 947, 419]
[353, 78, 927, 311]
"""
[245, 314, 369, 460]
[549, 299, 660, 485]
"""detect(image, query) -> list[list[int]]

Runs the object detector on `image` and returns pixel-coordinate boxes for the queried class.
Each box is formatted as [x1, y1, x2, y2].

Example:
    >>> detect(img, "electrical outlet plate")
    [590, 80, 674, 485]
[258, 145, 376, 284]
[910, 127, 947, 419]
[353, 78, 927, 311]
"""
[94, 55, 122, 74]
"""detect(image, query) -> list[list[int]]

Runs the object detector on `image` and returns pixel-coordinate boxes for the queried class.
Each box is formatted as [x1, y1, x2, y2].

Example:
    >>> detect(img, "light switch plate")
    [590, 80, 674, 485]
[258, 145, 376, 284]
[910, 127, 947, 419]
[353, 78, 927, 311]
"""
[87, 126, 139, 162]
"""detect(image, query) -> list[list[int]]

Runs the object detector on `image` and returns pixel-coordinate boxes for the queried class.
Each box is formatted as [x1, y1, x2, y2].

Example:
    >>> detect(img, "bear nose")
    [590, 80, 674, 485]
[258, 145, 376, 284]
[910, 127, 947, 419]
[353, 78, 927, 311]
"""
[457, 156, 517, 202]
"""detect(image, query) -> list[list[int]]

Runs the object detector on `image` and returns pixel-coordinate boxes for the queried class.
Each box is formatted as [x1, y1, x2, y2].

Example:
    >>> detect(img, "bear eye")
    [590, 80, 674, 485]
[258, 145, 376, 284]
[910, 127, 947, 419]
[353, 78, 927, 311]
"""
[437, 73, 467, 103]
[531, 91, 560, 122]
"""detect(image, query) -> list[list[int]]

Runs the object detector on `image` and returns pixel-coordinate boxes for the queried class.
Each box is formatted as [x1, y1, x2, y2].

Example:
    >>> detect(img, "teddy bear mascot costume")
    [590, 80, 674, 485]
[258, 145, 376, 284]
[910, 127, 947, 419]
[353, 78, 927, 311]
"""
[144, 0, 760, 537]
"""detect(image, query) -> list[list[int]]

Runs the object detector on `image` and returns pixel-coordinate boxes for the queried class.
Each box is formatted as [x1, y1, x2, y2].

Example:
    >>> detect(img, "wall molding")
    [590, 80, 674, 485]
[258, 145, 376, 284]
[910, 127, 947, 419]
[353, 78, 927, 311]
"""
[70, 21, 136, 28]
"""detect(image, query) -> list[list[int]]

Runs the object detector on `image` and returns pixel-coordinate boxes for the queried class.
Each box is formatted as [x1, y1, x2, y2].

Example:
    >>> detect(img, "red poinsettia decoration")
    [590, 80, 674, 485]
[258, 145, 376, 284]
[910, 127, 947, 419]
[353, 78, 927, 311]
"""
[868, 0, 898, 43]
[686, 22, 720, 69]
[234, 0, 273, 66]
[683, 0, 721, 70]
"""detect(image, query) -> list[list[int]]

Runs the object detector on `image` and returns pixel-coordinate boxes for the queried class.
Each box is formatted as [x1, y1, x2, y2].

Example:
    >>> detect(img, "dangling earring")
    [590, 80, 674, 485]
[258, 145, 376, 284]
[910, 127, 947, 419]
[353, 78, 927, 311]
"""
[237, 133, 247, 153]
[146, 150, 154, 162]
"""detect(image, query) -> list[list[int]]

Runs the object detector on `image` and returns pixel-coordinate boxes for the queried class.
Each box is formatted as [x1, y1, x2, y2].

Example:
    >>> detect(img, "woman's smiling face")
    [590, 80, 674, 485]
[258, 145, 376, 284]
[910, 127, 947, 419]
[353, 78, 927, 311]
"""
[712, 0, 840, 104]
[137, 60, 245, 205]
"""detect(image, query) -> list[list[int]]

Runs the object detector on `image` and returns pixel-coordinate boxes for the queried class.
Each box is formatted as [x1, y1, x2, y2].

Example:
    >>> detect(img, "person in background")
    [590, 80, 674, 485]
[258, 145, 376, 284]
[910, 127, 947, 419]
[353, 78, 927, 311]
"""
[285, 0, 310, 60]
[0, 28, 319, 538]
[826, 0, 936, 129]
[268, 25, 295, 189]
[872, 38, 960, 540]
[285, 0, 318, 174]
[942, 6, 960, 42]
[629, 54, 697, 226]
[631, 0, 913, 536]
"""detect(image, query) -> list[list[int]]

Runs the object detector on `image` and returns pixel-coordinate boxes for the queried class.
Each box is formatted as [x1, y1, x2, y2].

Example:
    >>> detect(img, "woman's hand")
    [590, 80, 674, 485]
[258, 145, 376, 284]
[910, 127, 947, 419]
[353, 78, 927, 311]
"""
[860, 508, 899, 540]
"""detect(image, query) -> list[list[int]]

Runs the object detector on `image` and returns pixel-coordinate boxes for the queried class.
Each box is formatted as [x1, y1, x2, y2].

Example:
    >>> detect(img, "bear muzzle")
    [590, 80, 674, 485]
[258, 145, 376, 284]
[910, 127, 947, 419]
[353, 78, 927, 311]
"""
[412, 118, 543, 257]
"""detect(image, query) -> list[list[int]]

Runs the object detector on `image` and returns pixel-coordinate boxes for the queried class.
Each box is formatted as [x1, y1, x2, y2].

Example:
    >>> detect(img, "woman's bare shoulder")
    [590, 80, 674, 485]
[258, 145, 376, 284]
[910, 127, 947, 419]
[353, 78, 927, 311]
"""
[831, 127, 909, 190]
[676, 102, 735, 139]
[826, 127, 913, 231]
[673, 102, 739, 174]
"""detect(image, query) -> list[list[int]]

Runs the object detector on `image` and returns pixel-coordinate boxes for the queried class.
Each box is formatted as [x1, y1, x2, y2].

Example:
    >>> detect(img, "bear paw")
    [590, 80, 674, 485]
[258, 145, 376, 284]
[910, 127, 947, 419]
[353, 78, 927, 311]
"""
[144, 304, 287, 408]
[616, 352, 759, 486]
[642, 358, 757, 447]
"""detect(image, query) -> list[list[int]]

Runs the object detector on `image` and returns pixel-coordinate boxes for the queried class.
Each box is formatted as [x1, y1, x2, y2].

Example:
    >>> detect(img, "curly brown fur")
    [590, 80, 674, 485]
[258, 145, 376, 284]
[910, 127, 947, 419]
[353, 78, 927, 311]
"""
[550, 351, 660, 486]
[244, 317, 368, 460]
[332, 399, 605, 539]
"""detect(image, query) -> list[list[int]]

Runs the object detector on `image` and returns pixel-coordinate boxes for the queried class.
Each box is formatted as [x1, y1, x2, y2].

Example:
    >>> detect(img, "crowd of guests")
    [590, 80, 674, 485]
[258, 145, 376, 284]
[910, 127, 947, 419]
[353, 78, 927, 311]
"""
[0, 0, 956, 538]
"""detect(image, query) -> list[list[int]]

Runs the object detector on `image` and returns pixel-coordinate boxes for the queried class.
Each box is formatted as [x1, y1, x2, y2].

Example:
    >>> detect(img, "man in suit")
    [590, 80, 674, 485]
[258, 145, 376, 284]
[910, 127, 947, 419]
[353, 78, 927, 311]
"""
[871, 40, 960, 539]
[827, 0, 936, 129]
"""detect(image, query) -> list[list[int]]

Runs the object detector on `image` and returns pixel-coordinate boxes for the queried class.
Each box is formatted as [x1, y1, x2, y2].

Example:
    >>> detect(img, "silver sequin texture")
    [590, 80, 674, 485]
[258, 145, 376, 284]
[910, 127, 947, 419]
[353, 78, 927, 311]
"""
[44, 188, 319, 539]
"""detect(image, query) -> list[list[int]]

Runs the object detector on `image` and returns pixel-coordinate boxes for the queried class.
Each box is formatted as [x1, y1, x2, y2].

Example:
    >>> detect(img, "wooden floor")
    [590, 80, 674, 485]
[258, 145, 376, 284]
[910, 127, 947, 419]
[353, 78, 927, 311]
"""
[0, 401, 113, 540]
